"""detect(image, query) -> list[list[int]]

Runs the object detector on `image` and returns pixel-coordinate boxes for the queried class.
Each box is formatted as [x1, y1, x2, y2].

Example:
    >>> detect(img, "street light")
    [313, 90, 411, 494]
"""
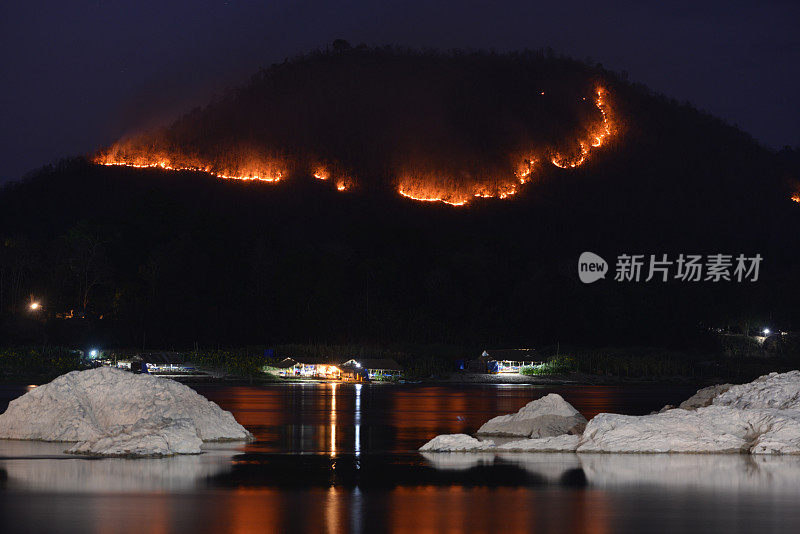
[29, 301, 40, 311]
[763, 328, 771, 336]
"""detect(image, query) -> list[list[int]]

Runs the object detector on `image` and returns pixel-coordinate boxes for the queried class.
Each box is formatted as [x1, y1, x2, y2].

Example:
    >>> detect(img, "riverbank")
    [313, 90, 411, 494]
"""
[432, 371, 705, 386]
[3, 343, 798, 388]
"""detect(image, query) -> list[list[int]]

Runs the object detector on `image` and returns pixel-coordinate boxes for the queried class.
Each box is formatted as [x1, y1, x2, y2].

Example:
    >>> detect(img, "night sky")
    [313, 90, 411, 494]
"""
[1, 0, 798, 184]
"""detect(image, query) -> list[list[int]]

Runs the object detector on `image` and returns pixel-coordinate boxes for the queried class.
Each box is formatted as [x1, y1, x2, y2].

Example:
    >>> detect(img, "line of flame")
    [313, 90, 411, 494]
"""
[550, 87, 614, 169]
[98, 160, 283, 182]
[394, 86, 615, 206]
[94, 86, 615, 206]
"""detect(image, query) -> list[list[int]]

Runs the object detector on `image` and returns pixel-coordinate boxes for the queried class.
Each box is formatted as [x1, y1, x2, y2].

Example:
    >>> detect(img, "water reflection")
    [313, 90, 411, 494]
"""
[420, 452, 496, 471]
[421, 451, 800, 494]
[330, 382, 337, 457]
[1, 382, 800, 534]
[580, 453, 800, 493]
[0, 440, 238, 492]
[355, 383, 362, 456]
[189, 382, 696, 454]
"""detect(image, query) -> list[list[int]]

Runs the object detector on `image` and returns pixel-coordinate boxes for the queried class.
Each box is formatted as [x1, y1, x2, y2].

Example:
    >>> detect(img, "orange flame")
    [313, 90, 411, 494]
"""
[791, 194, 800, 204]
[314, 164, 353, 191]
[95, 150, 284, 183]
[313, 166, 329, 180]
[396, 163, 533, 207]
[397, 185, 470, 207]
[95, 86, 616, 207]
[335, 178, 353, 191]
[550, 87, 614, 169]
[395, 86, 616, 206]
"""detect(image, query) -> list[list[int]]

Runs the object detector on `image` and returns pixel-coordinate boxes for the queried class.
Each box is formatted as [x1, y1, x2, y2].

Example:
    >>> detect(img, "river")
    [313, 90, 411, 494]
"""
[1, 381, 799, 533]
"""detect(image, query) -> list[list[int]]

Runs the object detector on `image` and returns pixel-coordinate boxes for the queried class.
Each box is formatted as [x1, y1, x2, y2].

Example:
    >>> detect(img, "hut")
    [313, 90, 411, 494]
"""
[273, 357, 342, 379]
[482, 349, 542, 374]
[340, 358, 402, 381]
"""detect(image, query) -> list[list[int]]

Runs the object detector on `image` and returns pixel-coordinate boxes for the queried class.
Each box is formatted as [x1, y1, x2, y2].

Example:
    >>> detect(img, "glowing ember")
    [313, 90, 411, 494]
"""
[792, 194, 800, 204]
[550, 87, 614, 169]
[313, 166, 329, 180]
[397, 185, 469, 207]
[394, 87, 616, 206]
[335, 178, 353, 192]
[95, 86, 617, 207]
[314, 164, 353, 191]
[95, 151, 284, 183]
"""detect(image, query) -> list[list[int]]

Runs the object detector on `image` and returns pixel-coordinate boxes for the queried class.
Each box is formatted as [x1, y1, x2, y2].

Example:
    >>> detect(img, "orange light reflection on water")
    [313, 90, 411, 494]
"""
[203, 485, 613, 534]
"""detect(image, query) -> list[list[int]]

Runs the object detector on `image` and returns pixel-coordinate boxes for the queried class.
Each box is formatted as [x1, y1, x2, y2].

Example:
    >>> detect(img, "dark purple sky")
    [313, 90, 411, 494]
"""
[1, 0, 798, 183]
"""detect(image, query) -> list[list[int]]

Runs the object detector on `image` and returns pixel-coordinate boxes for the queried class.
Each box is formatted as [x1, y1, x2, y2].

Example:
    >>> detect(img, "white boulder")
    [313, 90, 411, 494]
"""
[678, 383, 733, 410]
[497, 434, 580, 452]
[0, 367, 252, 456]
[578, 406, 751, 453]
[67, 417, 203, 457]
[419, 434, 495, 452]
[476, 393, 587, 437]
[714, 371, 800, 410]
[421, 371, 800, 455]
[578, 372, 800, 454]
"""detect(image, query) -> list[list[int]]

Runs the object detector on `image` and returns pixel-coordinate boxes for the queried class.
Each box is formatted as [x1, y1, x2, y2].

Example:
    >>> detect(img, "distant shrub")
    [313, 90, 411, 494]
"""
[520, 355, 577, 375]
[0, 346, 82, 381]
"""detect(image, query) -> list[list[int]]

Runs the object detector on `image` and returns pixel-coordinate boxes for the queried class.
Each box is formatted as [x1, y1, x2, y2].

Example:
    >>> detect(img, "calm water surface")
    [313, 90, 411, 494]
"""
[2, 381, 799, 533]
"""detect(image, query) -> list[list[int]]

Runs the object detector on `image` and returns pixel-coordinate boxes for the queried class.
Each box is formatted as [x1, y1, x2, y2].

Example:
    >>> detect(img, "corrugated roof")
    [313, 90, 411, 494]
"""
[278, 356, 341, 366]
[278, 356, 402, 370]
[137, 352, 192, 364]
[342, 358, 402, 371]
[274, 357, 298, 369]
[483, 348, 539, 359]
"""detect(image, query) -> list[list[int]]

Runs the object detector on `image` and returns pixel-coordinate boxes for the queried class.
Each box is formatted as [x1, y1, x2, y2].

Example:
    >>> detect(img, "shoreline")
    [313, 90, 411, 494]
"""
[1, 371, 715, 388]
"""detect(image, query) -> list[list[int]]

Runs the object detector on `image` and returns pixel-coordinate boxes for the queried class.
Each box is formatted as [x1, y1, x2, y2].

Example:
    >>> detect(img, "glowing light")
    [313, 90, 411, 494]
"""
[791, 194, 800, 203]
[313, 164, 352, 192]
[97, 86, 617, 208]
[397, 186, 469, 207]
[355, 383, 362, 456]
[94, 149, 285, 184]
[330, 383, 337, 457]
[29, 301, 40, 311]
[763, 328, 771, 335]
[90, 349, 98, 357]
[550, 87, 614, 169]
[396, 87, 616, 206]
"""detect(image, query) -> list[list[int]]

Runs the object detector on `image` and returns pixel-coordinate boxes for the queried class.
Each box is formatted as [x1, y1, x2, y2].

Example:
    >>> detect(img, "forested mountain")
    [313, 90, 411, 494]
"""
[2, 46, 798, 348]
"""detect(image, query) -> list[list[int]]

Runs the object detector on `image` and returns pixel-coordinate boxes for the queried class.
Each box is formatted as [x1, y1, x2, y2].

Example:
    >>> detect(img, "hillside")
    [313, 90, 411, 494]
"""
[1, 46, 799, 348]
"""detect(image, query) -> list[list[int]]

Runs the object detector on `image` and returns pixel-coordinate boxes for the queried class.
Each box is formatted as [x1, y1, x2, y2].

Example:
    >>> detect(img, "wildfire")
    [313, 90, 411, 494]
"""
[792, 194, 800, 204]
[394, 86, 616, 206]
[335, 176, 355, 191]
[314, 164, 353, 191]
[95, 152, 284, 183]
[550, 87, 614, 169]
[95, 86, 617, 208]
[313, 166, 329, 180]
[396, 166, 530, 207]
[397, 186, 469, 207]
